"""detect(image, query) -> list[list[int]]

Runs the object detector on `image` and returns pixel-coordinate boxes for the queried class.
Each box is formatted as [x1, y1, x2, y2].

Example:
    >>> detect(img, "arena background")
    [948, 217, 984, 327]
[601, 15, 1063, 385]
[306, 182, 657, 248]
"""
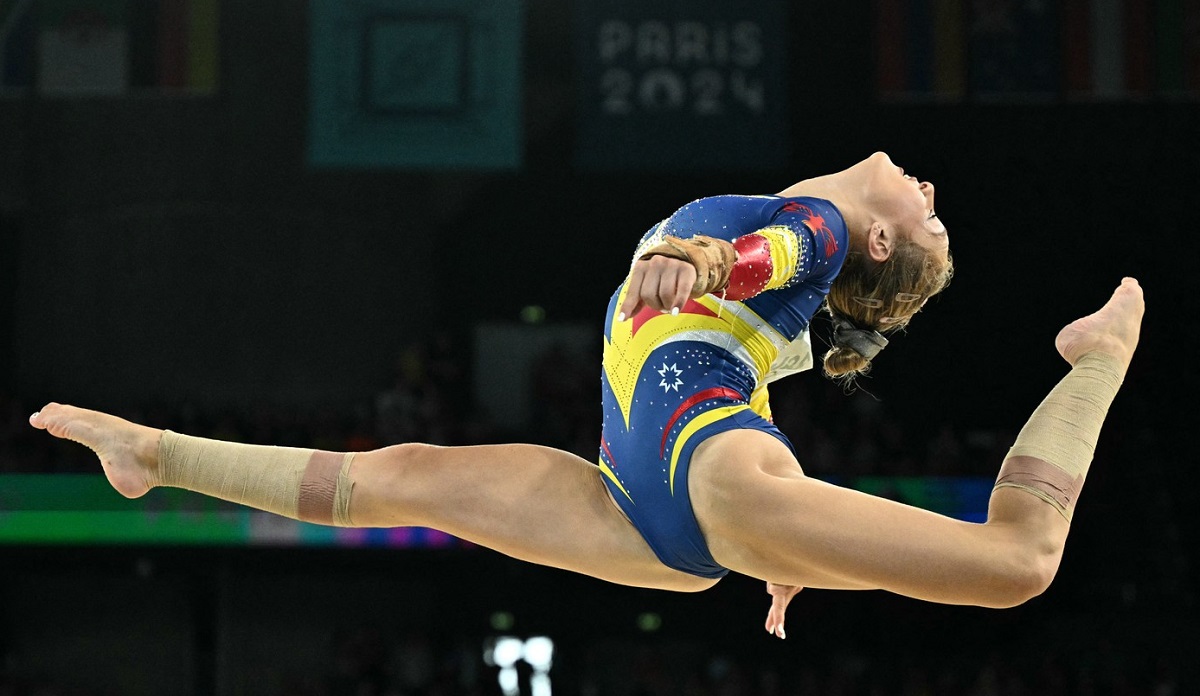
[0, 1, 1196, 694]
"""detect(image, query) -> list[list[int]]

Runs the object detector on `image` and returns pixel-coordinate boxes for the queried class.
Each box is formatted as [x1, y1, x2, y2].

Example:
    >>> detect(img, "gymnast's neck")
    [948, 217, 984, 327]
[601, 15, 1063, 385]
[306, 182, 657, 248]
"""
[776, 173, 870, 240]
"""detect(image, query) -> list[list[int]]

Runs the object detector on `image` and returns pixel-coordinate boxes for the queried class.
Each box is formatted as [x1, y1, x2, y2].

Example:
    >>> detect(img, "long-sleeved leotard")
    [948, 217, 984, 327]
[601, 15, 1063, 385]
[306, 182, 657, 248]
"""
[599, 195, 849, 578]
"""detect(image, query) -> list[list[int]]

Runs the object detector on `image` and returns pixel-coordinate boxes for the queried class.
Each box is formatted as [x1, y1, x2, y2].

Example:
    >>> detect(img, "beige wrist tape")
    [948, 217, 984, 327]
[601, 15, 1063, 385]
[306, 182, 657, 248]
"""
[640, 234, 737, 297]
[993, 352, 1124, 521]
[154, 431, 356, 526]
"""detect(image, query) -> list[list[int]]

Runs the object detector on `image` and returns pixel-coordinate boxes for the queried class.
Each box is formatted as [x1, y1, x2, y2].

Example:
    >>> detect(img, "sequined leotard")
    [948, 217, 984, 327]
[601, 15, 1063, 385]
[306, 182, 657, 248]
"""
[599, 195, 849, 578]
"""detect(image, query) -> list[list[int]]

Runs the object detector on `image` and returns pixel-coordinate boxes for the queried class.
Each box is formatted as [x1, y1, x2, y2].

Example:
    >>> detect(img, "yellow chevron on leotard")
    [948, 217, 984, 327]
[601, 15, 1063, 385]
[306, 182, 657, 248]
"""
[602, 283, 647, 429]
[598, 459, 633, 502]
[754, 225, 803, 290]
[604, 287, 782, 429]
[748, 383, 772, 421]
[668, 404, 750, 495]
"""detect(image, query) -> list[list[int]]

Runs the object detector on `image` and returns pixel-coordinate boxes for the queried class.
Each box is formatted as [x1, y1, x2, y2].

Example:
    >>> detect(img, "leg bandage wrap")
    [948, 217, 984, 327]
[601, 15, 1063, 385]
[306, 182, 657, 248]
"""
[154, 431, 356, 526]
[993, 352, 1124, 521]
[640, 235, 737, 297]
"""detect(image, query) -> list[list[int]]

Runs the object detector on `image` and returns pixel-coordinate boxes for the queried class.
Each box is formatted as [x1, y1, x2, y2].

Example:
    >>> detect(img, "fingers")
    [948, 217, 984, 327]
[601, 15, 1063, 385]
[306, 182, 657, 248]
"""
[657, 270, 683, 316]
[771, 592, 788, 640]
[617, 265, 647, 321]
[764, 582, 801, 640]
[670, 264, 696, 310]
[618, 257, 697, 321]
[764, 601, 786, 640]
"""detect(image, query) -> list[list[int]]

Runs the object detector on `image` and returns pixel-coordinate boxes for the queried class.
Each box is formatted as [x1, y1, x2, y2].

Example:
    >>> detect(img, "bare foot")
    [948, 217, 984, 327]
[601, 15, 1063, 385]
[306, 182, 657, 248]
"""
[29, 403, 163, 499]
[1055, 278, 1145, 371]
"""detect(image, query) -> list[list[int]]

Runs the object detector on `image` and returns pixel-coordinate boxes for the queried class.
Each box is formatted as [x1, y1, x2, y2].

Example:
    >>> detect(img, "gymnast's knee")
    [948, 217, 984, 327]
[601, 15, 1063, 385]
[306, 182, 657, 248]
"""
[351, 442, 447, 523]
[983, 541, 1061, 609]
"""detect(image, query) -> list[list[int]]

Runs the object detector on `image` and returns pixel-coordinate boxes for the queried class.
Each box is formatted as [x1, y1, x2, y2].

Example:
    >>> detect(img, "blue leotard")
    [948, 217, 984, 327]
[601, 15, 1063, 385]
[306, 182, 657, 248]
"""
[598, 195, 849, 578]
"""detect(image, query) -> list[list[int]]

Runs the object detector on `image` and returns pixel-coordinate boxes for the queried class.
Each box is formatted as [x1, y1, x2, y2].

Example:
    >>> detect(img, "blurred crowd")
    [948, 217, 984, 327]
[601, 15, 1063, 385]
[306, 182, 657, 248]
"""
[0, 628, 1188, 696]
[0, 332, 1007, 478]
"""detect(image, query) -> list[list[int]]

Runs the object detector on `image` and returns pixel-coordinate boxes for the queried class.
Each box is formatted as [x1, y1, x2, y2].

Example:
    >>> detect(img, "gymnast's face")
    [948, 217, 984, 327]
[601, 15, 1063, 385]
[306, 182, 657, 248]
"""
[858, 152, 949, 262]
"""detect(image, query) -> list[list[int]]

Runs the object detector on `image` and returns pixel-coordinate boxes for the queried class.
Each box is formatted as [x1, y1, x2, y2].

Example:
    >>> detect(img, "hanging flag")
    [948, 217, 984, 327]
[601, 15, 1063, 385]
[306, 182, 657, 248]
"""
[878, 0, 1200, 102]
[1063, 0, 1138, 97]
[128, 0, 219, 93]
[1062, 0, 1200, 99]
[1151, 0, 1200, 96]
[146, 0, 217, 91]
[37, 0, 130, 96]
[971, 0, 1058, 98]
[876, 0, 967, 101]
[1, 0, 35, 90]
[2, 0, 218, 97]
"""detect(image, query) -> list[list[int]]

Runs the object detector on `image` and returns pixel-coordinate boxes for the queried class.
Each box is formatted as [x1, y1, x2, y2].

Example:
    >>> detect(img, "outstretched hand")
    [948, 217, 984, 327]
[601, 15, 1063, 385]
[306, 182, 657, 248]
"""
[764, 582, 802, 640]
[617, 256, 697, 320]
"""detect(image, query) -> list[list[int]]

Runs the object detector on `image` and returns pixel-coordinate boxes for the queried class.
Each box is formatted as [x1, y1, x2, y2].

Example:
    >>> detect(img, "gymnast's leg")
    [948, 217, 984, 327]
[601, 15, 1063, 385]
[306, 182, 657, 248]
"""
[29, 411, 715, 593]
[691, 278, 1144, 607]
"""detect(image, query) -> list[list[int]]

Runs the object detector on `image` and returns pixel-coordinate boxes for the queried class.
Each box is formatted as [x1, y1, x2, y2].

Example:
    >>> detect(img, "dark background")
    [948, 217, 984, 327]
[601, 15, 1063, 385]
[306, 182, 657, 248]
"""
[1, 1, 1197, 695]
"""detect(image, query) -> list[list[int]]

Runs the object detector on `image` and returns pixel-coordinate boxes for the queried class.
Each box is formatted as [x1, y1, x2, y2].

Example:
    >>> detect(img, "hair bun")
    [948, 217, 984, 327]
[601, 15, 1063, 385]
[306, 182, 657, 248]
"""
[822, 343, 869, 379]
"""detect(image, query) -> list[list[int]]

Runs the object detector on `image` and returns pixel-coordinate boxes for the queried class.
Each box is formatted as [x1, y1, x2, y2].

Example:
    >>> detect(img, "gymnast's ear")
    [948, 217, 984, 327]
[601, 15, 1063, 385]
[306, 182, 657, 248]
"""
[865, 222, 894, 263]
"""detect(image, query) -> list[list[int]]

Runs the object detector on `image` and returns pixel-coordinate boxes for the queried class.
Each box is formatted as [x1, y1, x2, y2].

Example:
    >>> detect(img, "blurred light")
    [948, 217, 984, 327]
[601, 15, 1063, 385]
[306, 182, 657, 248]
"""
[637, 612, 662, 632]
[490, 610, 515, 631]
[531, 672, 552, 696]
[522, 636, 554, 671]
[483, 635, 555, 695]
[498, 668, 519, 696]
[520, 305, 546, 323]
[492, 637, 523, 668]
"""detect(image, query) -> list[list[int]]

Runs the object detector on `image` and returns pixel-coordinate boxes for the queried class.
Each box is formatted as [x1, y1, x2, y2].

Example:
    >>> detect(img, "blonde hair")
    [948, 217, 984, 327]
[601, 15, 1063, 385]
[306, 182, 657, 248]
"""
[822, 241, 954, 379]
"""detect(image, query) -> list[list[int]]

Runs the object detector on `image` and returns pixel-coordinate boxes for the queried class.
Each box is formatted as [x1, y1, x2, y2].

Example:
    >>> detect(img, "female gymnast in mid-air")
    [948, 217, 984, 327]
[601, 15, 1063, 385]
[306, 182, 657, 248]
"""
[31, 152, 1143, 639]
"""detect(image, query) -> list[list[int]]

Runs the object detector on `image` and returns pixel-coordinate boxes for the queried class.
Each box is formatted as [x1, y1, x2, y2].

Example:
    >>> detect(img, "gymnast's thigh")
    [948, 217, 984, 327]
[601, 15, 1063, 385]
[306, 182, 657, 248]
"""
[686, 429, 1051, 604]
[355, 441, 717, 592]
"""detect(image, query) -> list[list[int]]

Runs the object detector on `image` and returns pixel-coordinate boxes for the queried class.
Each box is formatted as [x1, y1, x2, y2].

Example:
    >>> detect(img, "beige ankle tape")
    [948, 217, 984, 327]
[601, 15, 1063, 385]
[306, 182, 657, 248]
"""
[993, 352, 1124, 521]
[156, 431, 356, 526]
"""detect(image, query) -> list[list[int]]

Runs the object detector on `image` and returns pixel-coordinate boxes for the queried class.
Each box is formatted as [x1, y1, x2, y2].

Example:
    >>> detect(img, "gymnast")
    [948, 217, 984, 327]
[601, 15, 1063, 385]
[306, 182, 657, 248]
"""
[30, 152, 1143, 640]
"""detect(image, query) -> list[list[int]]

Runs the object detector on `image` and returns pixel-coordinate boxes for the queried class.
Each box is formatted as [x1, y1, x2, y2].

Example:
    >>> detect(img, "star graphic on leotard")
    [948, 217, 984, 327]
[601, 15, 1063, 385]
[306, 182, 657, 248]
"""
[657, 363, 684, 392]
[783, 201, 839, 258]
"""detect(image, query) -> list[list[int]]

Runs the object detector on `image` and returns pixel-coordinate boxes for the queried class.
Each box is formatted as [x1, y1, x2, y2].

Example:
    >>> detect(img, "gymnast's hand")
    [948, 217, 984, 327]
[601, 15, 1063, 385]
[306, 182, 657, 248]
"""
[618, 256, 698, 320]
[764, 582, 802, 639]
